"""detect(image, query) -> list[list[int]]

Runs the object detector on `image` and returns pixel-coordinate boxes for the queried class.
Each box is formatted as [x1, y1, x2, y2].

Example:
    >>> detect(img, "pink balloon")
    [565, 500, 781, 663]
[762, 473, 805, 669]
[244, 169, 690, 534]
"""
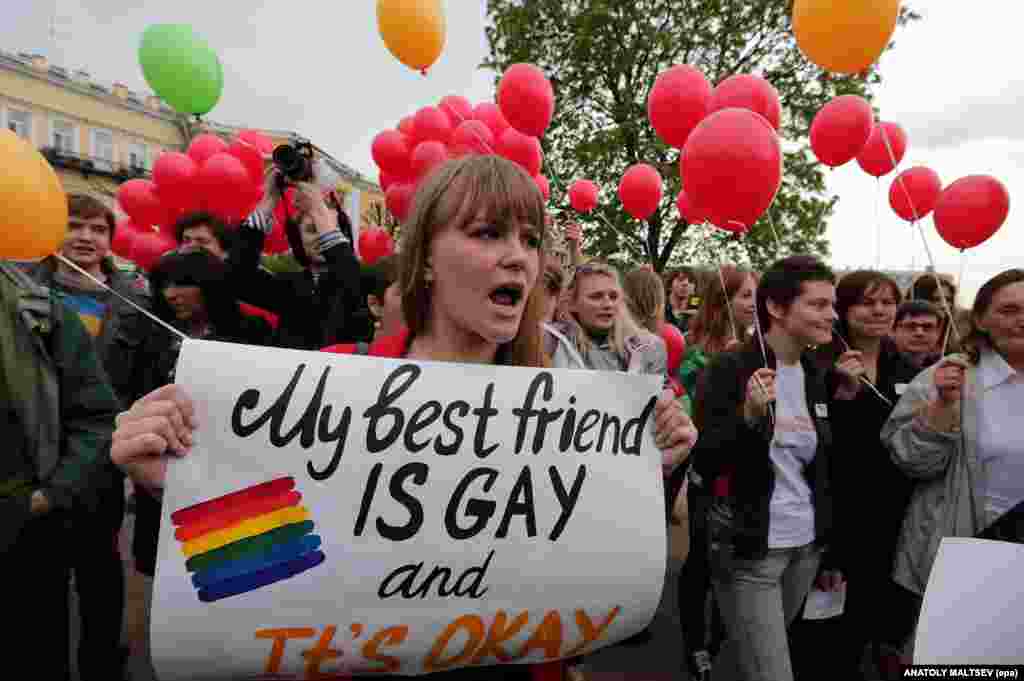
[152, 152, 199, 212]
[128, 230, 176, 272]
[117, 179, 165, 229]
[856, 121, 907, 177]
[197, 153, 255, 220]
[497, 64, 556, 138]
[496, 129, 543, 176]
[568, 180, 599, 213]
[386, 183, 415, 223]
[187, 134, 229, 166]
[676, 190, 706, 224]
[618, 164, 663, 221]
[413, 106, 454, 146]
[647, 65, 712, 149]
[889, 167, 942, 222]
[450, 120, 496, 156]
[472, 103, 511, 139]
[237, 129, 274, 156]
[810, 95, 874, 167]
[682, 108, 782, 232]
[708, 74, 782, 130]
[933, 175, 1010, 250]
[659, 322, 686, 373]
[410, 141, 449, 180]
[228, 139, 265, 185]
[533, 174, 550, 201]
[439, 95, 473, 127]
[371, 130, 412, 178]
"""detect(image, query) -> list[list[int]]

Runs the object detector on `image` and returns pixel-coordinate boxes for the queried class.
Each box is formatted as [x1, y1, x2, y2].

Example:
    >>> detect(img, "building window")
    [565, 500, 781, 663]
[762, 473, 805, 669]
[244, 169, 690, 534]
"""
[51, 118, 77, 153]
[127, 142, 148, 171]
[6, 109, 32, 141]
[91, 129, 114, 172]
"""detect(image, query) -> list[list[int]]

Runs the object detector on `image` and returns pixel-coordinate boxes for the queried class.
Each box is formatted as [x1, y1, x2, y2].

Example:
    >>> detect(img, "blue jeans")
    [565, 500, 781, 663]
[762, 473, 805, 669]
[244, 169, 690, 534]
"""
[711, 543, 822, 681]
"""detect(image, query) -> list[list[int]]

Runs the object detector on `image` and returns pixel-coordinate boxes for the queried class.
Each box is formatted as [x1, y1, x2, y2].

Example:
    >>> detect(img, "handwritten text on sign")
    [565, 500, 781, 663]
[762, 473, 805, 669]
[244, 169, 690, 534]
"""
[153, 340, 667, 679]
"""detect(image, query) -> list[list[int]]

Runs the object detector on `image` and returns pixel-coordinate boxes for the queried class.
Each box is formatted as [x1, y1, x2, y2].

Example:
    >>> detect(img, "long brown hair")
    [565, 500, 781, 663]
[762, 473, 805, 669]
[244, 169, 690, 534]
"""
[623, 268, 666, 334]
[689, 265, 756, 355]
[964, 268, 1024, 364]
[397, 155, 549, 367]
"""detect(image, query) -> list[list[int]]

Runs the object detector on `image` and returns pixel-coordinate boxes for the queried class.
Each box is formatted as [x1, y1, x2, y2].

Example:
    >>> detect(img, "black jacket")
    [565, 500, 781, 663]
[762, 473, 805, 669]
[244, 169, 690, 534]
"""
[227, 218, 363, 350]
[692, 344, 835, 560]
[817, 341, 920, 575]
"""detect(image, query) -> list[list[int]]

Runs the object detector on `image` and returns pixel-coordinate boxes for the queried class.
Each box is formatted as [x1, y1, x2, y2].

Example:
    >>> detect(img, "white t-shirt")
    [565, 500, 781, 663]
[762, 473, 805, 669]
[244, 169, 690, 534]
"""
[767, 363, 818, 548]
[976, 350, 1024, 522]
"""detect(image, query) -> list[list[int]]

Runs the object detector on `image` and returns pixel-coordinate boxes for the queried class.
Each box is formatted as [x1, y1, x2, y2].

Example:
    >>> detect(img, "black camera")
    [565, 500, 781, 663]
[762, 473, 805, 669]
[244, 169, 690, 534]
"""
[272, 140, 315, 188]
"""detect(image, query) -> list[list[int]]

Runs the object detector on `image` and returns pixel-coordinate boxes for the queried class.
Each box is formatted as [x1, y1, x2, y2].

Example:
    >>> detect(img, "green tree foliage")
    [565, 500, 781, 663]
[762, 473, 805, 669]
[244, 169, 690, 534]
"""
[483, 0, 919, 272]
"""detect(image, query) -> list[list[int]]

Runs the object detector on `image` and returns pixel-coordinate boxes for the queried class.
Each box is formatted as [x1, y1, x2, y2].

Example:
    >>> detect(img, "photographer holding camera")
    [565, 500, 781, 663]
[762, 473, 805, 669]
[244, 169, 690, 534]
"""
[226, 141, 364, 349]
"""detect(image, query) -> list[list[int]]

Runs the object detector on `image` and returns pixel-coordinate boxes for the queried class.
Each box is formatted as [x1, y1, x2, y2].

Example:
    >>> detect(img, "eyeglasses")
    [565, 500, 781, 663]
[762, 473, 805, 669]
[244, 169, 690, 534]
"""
[897, 322, 940, 333]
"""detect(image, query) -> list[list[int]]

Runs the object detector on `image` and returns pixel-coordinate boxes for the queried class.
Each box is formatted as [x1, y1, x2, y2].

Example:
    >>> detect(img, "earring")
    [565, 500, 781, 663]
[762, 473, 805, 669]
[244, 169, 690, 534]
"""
[424, 268, 434, 285]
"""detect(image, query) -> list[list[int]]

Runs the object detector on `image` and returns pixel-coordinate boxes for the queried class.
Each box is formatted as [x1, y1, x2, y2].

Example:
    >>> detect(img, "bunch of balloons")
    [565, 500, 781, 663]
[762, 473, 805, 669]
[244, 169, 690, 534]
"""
[114, 129, 282, 270]
[371, 64, 556, 223]
[642, 65, 783, 232]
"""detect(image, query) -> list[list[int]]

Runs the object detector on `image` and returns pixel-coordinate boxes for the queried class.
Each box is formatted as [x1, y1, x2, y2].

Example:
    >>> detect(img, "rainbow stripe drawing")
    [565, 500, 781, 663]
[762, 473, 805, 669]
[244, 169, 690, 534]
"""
[171, 477, 325, 603]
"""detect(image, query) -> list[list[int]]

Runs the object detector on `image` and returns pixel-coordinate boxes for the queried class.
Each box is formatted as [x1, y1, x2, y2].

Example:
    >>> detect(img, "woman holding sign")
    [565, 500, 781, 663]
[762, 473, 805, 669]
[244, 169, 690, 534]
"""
[882, 268, 1024, 659]
[113, 154, 698, 680]
[691, 256, 859, 681]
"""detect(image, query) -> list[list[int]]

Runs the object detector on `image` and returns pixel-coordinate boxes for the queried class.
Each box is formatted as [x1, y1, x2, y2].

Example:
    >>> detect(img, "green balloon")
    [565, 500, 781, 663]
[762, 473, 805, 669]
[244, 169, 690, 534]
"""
[139, 24, 223, 116]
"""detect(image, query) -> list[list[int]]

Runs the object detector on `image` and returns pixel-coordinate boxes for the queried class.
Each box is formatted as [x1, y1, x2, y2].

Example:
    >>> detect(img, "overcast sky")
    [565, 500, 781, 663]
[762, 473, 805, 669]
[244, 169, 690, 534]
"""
[3, 1, 1019, 303]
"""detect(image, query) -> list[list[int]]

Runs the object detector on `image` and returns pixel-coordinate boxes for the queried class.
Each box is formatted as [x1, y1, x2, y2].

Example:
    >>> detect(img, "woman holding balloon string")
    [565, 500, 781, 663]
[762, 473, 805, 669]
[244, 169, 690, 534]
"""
[110, 154, 698, 680]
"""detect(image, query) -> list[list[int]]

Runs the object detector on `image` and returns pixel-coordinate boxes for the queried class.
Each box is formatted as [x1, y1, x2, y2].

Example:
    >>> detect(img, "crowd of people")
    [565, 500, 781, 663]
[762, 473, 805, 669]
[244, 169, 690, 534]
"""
[1, 152, 1021, 681]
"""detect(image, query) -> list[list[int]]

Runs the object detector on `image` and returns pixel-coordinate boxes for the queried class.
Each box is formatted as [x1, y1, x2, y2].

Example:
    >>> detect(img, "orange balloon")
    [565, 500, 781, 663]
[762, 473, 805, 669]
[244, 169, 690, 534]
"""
[377, 0, 446, 74]
[793, 0, 900, 75]
[0, 130, 67, 260]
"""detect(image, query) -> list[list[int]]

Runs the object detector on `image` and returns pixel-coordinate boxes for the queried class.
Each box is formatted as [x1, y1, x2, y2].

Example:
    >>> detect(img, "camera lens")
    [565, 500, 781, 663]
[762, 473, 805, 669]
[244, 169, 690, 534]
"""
[272, 145, 301, 174]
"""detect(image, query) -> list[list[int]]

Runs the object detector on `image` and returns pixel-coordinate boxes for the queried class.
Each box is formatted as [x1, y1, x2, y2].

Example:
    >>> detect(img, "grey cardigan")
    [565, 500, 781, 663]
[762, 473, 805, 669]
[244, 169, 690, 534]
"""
[544, 320, 668, 376]
[880, 360, 992, 595]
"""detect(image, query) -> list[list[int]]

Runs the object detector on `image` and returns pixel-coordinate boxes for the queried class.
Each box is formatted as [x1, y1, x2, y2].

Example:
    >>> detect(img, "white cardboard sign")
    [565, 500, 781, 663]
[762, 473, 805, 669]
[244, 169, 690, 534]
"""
[914, 537, 1024, 664]
[152, 340, 667, 679]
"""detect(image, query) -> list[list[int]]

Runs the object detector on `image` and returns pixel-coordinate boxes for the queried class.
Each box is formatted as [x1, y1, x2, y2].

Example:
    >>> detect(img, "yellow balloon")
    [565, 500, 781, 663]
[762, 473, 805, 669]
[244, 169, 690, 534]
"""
[0, 130, 68, 260]
[793, 0, 901, 75]
[377, 0, 446, 73]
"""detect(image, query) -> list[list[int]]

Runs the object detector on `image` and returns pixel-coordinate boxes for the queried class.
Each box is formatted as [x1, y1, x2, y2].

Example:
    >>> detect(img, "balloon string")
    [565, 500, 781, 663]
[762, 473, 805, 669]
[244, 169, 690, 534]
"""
[830, 323, 894, 408]
[765, 206, 783, 254]
[716, 261, 740, 343]
[54, 253, 189, 342]
[874, 178, 882, 269]
[730, 228, 775, 429]
[876, 121, 961, 348]
[943, 249, 969, 355]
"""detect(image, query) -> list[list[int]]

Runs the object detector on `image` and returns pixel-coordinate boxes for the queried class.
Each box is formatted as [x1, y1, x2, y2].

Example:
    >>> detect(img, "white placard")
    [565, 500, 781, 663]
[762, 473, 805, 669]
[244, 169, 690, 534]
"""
[914, 537, 1024, 664]
[802, 585, 846, 620]
[152, 340, 667, 679]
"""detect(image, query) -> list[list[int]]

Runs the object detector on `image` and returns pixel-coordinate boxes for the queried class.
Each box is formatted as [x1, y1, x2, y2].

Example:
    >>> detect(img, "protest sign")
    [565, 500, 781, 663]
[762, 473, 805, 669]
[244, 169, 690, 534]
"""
[915, 538, 1024, 664]
[152, 340, 668, 679]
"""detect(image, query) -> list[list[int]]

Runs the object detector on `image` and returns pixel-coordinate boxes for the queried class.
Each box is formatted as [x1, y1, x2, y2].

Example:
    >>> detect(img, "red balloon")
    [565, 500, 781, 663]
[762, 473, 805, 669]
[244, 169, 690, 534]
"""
[237, 129, 274, 156]
[450, 120, 495, 156]
[263, 216, 290, 255]
[187, 134, 229, 166]
[197, 153, 254, 220]
[659, 322, 686, 373]
[533, 174, 550, 201]
[117, 179, 165, 229]
[682, 108, 782, 231]
[568, 180, 599, 213]
[128, 230, 176, 272]
[676, 190, 706, 224]
[272, 187, 298, 228]
[413, 106, 454, 146]
[472, 102, 511, 139]
[708, 74, 782, 131]
[856, 121, 907, 177]
[889, 167, 942, 222]
[439, 95, 473, 127]
[379, 171, 395, 192]
[497, 64, 555, 138]
[371, 130, 412, 178]
[111, 218, 141, 258]
[810, 95, 874, 167]
[386, 183, 415, 223]
[152, 152, 199, 212]
[228, 139, 265, 186]
[358, 228, 395, 266]
[397, 116, 416, 139]
[410, 141, 449, 180]
[618, 164, 663, 221]
[647, 65, 712, 149]
[933, 175, 1010, 250]
[496, 129, 543, 176]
